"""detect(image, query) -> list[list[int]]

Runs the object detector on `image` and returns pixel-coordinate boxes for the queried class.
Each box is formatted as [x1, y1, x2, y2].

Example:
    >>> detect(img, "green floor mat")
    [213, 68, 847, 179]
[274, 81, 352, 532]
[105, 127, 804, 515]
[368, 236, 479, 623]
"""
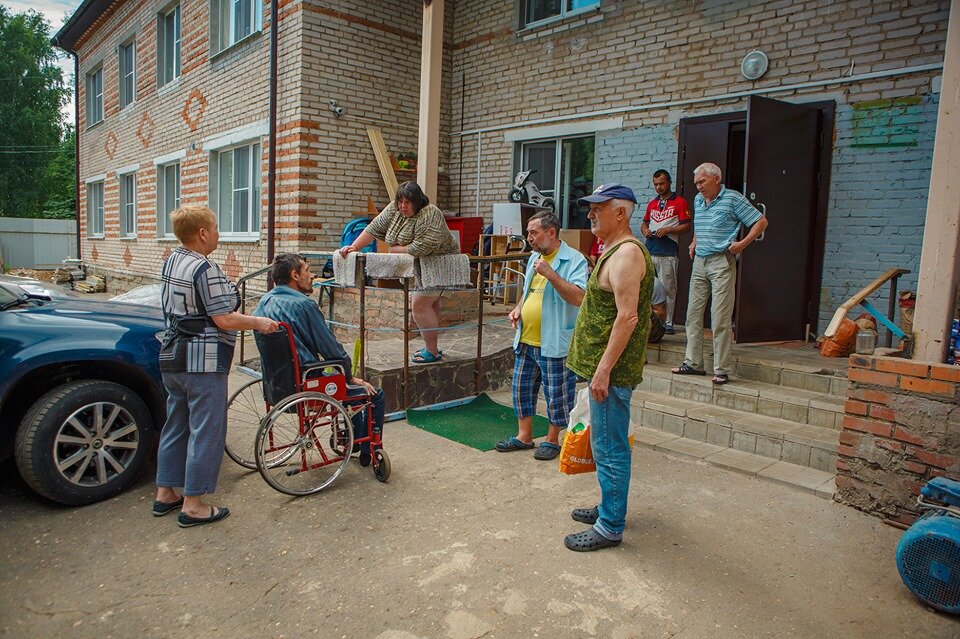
[406, 393, 550, 451]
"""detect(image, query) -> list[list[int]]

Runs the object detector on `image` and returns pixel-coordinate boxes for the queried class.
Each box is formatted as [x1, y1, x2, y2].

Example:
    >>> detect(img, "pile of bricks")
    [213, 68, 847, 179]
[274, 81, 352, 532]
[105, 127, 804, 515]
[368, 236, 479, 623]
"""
[836, 354, 960, 524]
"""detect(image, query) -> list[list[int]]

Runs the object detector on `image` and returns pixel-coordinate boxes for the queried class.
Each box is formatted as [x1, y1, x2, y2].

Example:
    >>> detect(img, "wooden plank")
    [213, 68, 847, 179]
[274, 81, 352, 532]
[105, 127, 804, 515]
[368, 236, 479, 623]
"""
[416, 0, 443, 201]
[367, 126, 398, 198]
[824, 267, 910, 337]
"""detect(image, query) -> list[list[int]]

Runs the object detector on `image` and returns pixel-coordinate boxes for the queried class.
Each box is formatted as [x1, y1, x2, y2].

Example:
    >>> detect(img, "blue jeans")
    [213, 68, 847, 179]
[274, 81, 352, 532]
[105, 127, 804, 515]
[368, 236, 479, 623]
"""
[347, 386, 385, 454]
[589, 385, 634, 541]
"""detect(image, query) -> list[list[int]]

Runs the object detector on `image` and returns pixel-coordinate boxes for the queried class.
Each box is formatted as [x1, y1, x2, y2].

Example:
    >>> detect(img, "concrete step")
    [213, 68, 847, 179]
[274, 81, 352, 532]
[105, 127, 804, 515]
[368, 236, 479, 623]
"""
[638, 363, 846, 430]
[630, 389, 839, 473]
[645, 336, 849, 398]
[632, 425, 836, 499]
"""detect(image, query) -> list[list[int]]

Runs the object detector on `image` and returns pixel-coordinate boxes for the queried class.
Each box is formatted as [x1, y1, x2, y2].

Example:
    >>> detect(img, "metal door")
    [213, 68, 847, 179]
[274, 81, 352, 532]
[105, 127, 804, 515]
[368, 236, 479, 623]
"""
[673, 118, 733, 325]
[735, 95, 822, 343]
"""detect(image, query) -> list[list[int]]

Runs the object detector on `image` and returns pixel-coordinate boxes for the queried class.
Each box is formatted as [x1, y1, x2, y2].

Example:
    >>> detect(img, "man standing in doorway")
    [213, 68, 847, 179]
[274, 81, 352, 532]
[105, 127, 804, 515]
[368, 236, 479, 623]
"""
[640, 169, 690, 334]
[495, 212, 587, 461]
[565, 184, 653, 552]
[671, 162, 768, 385]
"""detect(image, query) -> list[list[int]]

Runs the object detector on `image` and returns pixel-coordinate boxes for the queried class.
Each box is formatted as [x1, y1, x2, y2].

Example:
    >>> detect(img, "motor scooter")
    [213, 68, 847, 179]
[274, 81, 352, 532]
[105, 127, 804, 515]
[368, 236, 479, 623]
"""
[507, 169, 555, 211]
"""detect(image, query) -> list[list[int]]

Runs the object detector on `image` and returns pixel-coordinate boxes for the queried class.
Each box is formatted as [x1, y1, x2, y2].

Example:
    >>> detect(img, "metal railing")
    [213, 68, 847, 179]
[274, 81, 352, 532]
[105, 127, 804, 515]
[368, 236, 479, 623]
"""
[236, 251, 531, 411]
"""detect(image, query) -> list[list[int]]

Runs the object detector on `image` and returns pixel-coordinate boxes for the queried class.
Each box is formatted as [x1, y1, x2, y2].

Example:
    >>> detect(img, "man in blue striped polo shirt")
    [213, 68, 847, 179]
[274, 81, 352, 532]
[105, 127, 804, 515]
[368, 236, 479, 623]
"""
[671, 162, 768, 385]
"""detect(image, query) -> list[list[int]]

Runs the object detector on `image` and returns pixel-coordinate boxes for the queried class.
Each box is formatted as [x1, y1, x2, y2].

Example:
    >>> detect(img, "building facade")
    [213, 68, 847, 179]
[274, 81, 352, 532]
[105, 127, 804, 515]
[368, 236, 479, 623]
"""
[57, 0, 949, 335]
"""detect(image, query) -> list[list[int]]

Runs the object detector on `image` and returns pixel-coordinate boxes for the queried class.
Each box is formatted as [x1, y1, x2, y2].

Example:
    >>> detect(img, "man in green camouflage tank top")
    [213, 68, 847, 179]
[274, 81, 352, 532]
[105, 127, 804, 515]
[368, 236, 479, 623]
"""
[564, 184, 654, 552]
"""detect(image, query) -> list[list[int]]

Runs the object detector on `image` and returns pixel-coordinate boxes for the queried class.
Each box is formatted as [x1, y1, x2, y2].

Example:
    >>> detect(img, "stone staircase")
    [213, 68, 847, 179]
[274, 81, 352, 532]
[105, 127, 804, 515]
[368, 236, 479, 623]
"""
[632, 335, 848, 498]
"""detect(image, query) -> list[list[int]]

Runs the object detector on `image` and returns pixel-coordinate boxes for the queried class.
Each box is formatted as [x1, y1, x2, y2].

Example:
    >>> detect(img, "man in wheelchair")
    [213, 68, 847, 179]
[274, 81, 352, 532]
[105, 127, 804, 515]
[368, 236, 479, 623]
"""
[255, 253, 386, 466]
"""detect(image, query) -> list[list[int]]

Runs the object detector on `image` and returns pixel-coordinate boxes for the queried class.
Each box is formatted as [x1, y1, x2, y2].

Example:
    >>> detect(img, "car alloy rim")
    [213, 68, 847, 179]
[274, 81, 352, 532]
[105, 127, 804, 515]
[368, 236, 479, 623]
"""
[53, 401, 140, 487]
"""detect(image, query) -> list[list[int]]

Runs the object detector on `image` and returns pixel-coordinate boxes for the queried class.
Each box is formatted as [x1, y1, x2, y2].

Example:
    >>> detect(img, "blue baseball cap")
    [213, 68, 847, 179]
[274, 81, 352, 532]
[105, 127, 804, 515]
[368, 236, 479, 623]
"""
[577, 183, 637, 205]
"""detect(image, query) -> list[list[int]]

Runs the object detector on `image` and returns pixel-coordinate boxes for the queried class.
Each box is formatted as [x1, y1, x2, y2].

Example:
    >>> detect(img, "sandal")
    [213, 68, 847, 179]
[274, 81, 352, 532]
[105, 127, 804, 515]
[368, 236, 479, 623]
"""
[564, 528, 621, 552]
[671, 363, 706, 376]
[177, 506, 230, 528]
[571, 506, 599, 524]
[494, 436, 535, 452]
[534, 442, 562, 461]
[712, 374, 729, 385]
[412, 350, 443, 364]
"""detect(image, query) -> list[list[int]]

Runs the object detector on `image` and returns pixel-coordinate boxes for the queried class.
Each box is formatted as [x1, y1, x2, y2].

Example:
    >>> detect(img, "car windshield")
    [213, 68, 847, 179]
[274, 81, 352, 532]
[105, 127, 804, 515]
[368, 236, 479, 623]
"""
[0, 283, 28, 310]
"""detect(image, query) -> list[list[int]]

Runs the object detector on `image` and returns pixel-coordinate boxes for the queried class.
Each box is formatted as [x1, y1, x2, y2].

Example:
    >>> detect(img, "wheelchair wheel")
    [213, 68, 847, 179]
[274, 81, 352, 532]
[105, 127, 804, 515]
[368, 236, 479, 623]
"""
[255, 391, 353, 496]
[373, 448, 391, 483]
[225, 377, 267, 469]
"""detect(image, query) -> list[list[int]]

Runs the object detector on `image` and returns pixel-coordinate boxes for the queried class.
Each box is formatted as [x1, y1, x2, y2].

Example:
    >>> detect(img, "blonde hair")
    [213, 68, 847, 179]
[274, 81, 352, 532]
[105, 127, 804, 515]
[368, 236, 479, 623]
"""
[171, 205, 216, 243]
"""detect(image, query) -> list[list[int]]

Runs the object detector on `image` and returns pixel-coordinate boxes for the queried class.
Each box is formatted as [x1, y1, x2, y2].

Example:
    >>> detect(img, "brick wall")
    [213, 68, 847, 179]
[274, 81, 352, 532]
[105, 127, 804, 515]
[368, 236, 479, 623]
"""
[448, 0, 949, 333]
[836, 354, 960, 523]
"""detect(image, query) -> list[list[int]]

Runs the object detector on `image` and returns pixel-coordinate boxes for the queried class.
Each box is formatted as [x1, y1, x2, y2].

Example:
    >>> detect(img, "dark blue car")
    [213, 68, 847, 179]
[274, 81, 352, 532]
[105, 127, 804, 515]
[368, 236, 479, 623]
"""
[0, 280, 166, 505]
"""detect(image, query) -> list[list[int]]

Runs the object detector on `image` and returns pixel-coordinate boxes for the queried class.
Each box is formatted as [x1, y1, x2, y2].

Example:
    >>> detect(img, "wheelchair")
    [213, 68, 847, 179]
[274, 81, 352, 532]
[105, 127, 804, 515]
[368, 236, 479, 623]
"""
[225, 322, 389, 495]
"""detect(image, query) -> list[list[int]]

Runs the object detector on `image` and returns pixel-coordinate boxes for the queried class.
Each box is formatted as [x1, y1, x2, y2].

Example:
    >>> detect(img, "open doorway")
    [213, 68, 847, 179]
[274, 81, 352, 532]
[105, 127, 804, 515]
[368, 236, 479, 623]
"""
[674, 96, 835, 343]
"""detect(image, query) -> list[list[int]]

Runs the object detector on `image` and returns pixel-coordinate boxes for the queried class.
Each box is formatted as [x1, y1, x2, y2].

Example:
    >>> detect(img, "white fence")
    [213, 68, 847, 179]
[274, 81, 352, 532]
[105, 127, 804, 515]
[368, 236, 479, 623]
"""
[0, 217, 77, 269]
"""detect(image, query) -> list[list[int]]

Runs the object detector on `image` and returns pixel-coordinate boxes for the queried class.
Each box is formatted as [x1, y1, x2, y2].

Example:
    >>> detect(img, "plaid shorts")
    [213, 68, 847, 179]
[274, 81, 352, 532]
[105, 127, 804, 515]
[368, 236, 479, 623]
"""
[512, 343, 577, 427]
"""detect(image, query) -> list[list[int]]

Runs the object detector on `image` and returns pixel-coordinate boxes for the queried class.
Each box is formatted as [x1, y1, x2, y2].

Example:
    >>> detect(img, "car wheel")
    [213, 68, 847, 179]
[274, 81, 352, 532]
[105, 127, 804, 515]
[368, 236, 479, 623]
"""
[14, 380, 155, 506]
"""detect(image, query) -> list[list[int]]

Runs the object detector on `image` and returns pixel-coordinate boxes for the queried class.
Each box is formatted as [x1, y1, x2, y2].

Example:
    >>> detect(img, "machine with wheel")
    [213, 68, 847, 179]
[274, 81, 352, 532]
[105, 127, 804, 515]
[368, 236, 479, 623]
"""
[897, 477, 960, 613]
[507, 169, 555, 211]
[226, 322, 389, 495]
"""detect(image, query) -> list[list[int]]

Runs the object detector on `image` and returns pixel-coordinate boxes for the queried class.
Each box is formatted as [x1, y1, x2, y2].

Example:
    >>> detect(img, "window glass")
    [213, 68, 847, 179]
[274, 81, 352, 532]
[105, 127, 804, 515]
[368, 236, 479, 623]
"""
[213, 142, 261, 235]
[523, 0, 598, 26]
[87, 181, 104, 236]
[521, 141, 557, 198]
[519, 135, 595, 228]
[159, 163, 181, 235]
[120, 173, 137, 236]
[159, 6, 181, 86]
[119, 42, 136, 109]
[86, 68, 103, 125]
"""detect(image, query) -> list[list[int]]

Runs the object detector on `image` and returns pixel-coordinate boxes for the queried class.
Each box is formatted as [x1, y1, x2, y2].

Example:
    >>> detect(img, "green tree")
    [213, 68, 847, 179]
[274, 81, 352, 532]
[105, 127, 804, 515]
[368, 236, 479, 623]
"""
[39, 125, 76, 219]
[0, 7, 70, 218]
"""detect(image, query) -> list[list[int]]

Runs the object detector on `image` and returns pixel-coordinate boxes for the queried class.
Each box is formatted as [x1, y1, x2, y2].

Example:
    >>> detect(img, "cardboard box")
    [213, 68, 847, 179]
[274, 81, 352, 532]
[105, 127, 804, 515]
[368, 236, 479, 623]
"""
[559, 229, 596, 259]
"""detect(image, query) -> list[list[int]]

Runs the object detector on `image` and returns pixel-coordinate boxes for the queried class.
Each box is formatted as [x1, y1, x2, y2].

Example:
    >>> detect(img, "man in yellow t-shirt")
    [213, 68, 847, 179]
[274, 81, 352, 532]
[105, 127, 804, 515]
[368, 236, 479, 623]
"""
[494, 212, 589, 461]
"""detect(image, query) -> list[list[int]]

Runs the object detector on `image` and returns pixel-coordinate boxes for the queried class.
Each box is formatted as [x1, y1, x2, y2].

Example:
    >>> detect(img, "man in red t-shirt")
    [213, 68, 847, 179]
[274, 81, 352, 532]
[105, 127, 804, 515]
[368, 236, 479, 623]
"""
[640, 169, 691, 334]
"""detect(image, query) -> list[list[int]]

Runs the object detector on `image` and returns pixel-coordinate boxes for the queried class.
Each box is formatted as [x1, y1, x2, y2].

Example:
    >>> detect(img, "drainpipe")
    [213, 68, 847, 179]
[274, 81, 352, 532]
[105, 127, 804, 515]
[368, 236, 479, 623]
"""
[266, 0, 279, 265]
[71, 51, 81, 260]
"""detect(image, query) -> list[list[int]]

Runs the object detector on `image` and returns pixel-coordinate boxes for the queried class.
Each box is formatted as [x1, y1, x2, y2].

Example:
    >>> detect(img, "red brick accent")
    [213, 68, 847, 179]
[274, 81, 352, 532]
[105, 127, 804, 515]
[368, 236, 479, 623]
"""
[910, 448, 957, 470]
[844, 399, 868, 415]
[900, 376, 956, 396]
[874, 358, 929, 377]
[841, 415, 892, 437]
[847, 388, 893, 405]
[893, 427, 936, 448]
[901, 460, 928, 475]
[849, 354, 874, 369]
[868, 405, 896, 421]
[848, 368, 898, 387]
[875, 439, 904, 453]
[931, 366, 960, 383]
[839, 430, 862, 446]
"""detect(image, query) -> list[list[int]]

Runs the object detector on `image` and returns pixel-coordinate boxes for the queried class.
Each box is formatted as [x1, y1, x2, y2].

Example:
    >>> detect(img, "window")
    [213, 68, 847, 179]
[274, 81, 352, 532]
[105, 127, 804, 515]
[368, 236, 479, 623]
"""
[119, 41, 136, 109]
[85, 66, 103, 126]
[518, 135, 595, 229]
[119, 172, 137, 237]
[158, 5, 181, 86]
[522, 0, 599, 27]
[86, 181, 104, 236]
[211, 142, 261, 235]
[213, 0, 261, 53]
[157, 162, 181, 236]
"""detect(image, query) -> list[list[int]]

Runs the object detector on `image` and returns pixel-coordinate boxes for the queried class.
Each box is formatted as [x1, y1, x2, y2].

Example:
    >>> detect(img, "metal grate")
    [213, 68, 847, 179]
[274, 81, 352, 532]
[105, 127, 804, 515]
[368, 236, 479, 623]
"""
[901, 531, 960, 611]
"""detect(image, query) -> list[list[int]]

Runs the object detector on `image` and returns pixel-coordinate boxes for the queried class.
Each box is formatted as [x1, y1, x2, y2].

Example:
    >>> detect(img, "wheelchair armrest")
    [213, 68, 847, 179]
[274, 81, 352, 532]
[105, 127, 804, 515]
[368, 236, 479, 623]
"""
[300, 360, 347, 381]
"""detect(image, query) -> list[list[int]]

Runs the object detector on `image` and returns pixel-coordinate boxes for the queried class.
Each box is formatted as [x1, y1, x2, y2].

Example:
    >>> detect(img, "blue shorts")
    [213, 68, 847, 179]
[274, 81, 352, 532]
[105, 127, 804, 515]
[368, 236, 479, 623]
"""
[512, 343, 577, 428]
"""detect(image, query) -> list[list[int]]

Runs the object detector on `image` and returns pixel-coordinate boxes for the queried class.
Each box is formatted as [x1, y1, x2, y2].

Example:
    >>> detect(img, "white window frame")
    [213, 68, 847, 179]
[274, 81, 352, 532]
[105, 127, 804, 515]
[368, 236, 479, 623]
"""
[517, 133, 596, 228]
[86, 179, 105, 238]
[157, 161, 181, 238]
[118, 170, 138, 238]
[209, 140, 261, 238]
[118, 39, 136, 110]
[521, 0, 600, 29]
[158, 4, 181, 87]
[85, 65, 104, 127]
[213, 0, 262, 54]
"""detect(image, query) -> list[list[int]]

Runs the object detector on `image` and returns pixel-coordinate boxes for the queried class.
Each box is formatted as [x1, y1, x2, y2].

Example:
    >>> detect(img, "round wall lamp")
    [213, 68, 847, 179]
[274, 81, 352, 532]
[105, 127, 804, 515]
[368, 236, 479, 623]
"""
[741, 50, 769, 81]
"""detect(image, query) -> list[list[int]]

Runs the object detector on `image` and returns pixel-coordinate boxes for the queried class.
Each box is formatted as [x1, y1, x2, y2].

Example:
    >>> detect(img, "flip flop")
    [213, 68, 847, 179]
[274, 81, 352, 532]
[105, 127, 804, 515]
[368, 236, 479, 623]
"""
[564, 527, 621, 552]
[671, 363, 706, 375]
[712, 374, 729, 385]
[534, 442, 562, 461]
[177, 506, 230, 528]
[152, 497, 184, 517]
[412, 350, 443, 364]
[494, 436, 535, 452]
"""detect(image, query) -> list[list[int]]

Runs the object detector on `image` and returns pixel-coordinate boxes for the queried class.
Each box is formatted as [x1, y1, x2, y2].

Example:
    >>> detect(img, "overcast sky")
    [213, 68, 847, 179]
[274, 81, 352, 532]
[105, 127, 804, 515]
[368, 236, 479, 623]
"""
[4, 0, 84, 124]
